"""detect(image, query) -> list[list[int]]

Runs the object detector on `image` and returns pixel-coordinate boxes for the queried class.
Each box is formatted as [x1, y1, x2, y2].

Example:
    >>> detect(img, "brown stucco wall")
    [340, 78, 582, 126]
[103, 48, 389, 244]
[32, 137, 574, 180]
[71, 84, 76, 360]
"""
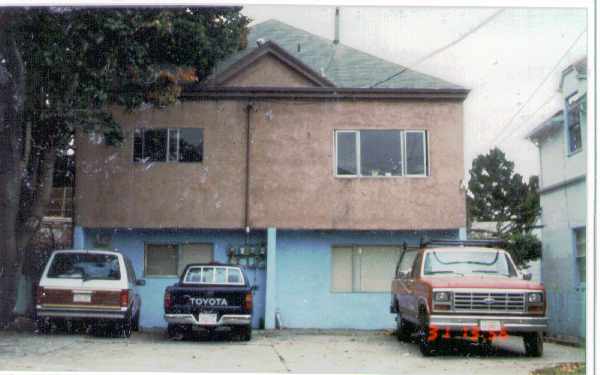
[222, 54, 319, 88]
[75, 99, 465, 230]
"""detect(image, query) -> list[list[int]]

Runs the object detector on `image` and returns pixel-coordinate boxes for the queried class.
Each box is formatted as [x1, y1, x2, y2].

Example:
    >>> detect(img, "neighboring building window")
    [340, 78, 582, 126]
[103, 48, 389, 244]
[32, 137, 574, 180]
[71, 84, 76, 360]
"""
[133, 128, 203, 163]
[574, 227, 586, 285]
[145, 243, 213, 277]
[331, 246, 401, 292]
[566, 98, 582, 154]
[335, 130, 427, 177]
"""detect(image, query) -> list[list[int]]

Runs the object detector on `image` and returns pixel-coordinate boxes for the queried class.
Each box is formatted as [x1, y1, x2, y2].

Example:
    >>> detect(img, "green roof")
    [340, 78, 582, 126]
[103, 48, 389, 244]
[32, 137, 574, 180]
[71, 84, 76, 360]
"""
[211, 19, 465, 90]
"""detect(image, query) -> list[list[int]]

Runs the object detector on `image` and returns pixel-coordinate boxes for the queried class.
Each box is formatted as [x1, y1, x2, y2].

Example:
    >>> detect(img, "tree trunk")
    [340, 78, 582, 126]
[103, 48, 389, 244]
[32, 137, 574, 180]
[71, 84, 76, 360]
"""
[0, 27, 26, 327]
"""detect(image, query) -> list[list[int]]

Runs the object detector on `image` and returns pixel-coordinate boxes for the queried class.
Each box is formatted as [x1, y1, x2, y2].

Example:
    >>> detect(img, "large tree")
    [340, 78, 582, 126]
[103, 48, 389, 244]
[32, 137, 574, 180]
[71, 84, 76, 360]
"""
[0, 7, 249, 326]
[467, 147, 541, 267]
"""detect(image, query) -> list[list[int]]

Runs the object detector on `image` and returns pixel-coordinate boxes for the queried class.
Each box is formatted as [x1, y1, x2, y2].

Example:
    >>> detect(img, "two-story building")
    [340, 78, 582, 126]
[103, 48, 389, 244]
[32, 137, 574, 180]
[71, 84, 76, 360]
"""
[73, 19, 469, 330]
[527, 57, 587, 343]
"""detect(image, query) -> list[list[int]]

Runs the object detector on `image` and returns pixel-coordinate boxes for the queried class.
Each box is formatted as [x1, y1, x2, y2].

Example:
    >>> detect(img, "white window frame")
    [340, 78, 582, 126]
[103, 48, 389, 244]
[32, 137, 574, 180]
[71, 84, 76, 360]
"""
[334, 129, 428, 178]
[133, 128, 202, 163]
[183, 266, 245, 286]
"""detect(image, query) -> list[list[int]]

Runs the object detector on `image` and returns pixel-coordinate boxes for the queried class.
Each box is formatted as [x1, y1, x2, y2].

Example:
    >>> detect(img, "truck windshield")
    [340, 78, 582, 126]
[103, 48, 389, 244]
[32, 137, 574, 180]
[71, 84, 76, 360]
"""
[423, 250, 517, 278]
[47, 253, 121, 280]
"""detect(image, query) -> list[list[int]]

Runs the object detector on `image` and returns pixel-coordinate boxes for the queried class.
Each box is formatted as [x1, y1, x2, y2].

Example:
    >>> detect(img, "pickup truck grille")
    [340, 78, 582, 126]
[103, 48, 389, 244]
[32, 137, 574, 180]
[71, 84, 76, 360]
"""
[452, 291, 525, 313]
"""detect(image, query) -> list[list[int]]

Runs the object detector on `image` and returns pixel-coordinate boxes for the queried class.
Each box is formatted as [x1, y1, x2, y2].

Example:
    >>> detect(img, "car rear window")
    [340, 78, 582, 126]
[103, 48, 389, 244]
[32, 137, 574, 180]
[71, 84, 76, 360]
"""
[184, 266, 244, 285]
[47, 253, 121, 280]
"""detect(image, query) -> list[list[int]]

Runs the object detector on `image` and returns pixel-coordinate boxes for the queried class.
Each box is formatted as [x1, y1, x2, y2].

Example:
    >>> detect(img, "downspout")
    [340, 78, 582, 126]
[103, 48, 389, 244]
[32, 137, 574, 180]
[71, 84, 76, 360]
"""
[244, 102, 254, 244]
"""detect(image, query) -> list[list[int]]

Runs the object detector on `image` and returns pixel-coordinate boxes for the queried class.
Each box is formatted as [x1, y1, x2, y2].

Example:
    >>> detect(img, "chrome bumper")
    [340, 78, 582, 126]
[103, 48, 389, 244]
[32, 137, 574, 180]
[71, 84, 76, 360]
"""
[429, 314, 547, 333]
[164, 314, 251, 326]
[37, 305, 127, 320]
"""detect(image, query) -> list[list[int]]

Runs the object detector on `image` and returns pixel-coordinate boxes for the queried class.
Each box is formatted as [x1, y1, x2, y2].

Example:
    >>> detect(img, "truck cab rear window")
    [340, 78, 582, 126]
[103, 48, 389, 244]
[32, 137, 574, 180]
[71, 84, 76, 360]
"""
[47, 253, 121, 280]
[183, 266, 244, 285]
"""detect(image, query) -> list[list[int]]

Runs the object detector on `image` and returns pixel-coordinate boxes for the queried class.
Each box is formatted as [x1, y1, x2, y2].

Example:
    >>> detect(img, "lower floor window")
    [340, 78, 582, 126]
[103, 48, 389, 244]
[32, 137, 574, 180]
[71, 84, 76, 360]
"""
[144, 243, 213, 277]
[331, 246, 401, 292]
[574, 227, 586, 285]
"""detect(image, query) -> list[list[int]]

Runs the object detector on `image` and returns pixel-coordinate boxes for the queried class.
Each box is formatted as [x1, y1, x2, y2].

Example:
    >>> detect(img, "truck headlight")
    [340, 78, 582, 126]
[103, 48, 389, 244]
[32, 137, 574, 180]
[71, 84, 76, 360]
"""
[433, 291, 451, 302]
[527, 292, 544, 304]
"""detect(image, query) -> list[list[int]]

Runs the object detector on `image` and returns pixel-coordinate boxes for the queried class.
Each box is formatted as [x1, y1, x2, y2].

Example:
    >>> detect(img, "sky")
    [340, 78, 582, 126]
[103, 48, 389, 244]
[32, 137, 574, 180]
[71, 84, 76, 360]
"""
[241, 5, 588, 179]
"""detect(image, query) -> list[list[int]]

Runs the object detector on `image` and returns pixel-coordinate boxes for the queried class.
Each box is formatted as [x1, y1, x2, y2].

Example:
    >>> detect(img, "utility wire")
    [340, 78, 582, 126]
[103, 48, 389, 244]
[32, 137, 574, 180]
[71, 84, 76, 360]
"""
[490, 28, 586, 149]
[370, 9, 504, 88]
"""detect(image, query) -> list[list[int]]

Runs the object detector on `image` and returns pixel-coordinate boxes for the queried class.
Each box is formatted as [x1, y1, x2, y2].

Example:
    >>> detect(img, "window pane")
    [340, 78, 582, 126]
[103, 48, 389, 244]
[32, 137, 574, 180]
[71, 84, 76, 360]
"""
[48, 253, 121, 280]
[145, 244, 177, 276]
[398, 250, 417, 274]
[360, 130, 402, 176]
[336, 132, 357, 175]
[406, 131, 426, 175]
[133, 129, 143, 161]
[215, 267, 226, 283]
[179, 128, 203, 162]
[359, 247, 401, 292]
[228, 269, 242, 283]
[184, 267, 203, 283]
[179, 244, 213, 275]
[577, 259, 586, 284]
[168, 129, 179, 162]
[201, 267, 214, 283]
[331, 247, 353, 292]
[143, 129, 167, 162]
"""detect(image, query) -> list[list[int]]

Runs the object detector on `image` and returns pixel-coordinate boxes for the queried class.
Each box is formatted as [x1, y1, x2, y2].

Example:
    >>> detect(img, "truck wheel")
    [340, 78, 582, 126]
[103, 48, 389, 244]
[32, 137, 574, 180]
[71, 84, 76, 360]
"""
[167, 324, 183, 339]
[36, 317, 51, 334]
[396, 313, 412, 342]
[523, 332, 543, 357]
[238, 325, 252, 341]
[417, 312, 437, 356]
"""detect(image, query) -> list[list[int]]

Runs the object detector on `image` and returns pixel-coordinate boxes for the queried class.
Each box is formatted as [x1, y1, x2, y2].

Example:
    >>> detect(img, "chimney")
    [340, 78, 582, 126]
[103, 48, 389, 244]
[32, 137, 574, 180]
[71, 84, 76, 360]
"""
[333, 7, 340, 44]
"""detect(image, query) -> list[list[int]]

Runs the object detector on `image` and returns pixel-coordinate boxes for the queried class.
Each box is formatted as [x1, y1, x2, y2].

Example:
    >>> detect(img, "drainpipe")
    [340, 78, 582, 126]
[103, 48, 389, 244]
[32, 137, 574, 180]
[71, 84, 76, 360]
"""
[244, 102, 254, 244]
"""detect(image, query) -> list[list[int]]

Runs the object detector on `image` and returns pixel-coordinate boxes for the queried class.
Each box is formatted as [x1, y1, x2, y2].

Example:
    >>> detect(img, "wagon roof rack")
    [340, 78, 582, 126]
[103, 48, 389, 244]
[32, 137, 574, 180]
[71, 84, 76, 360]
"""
[419, 238, 506, 248]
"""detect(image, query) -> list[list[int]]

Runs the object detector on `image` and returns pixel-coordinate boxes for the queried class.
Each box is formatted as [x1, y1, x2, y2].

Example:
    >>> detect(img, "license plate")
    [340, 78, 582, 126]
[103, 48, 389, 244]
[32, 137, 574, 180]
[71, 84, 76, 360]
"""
[196, 313, 217, 325]
[480, 320, 501, 331]
[73, 294, 91, 303]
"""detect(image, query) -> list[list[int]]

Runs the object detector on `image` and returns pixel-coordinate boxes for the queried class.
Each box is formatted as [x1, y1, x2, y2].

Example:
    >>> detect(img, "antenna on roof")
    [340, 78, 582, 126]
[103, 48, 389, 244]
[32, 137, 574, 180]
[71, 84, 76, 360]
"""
[333, 7, 340, 44]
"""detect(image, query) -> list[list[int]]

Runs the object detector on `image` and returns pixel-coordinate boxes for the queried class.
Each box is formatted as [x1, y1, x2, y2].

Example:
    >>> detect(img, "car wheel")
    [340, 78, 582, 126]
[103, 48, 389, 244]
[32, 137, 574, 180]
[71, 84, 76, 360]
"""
[238, 325, 252, 342]
[523, 332, 543, 357]
[417, 312, 437, 356]
[36, 317, 51, 334]
[396, 313, 412, 342]
[132, 310, 140, 332]
[167, 324, 184, 339]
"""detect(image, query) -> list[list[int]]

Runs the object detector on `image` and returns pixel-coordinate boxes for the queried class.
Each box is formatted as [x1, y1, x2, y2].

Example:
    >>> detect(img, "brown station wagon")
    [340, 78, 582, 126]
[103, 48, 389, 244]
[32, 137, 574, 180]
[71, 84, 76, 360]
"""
[390, 240, 547, 356]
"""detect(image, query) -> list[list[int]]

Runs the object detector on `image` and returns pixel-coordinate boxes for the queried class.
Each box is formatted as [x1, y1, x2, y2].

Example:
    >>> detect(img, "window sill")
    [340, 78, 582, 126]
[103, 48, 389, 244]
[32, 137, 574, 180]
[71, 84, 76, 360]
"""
[566, 149, 583, 158]
[335, 175, 428, 179]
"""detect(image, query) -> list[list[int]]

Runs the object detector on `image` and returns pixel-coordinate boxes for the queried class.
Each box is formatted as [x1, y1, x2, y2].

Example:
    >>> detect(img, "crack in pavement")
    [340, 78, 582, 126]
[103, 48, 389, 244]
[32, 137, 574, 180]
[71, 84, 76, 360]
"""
[269, 342, 291, 373]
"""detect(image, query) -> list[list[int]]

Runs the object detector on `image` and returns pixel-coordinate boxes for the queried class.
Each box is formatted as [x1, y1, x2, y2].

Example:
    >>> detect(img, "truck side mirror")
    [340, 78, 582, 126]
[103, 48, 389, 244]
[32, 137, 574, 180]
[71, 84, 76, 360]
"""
[522, 273, 532, 281]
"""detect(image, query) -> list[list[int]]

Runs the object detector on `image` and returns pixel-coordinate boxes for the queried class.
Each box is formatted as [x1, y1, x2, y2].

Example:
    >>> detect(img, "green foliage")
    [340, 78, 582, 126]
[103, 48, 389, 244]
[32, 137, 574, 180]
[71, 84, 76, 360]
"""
[467, 147, 542, 265]
[501, 232, 541, 268]
[8, 7, 249, 147]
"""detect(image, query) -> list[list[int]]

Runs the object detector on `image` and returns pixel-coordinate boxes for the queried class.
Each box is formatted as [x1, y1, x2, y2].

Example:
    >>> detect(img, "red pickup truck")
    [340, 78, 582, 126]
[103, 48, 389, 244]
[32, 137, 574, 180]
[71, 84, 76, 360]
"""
[390, 241, 547, 356]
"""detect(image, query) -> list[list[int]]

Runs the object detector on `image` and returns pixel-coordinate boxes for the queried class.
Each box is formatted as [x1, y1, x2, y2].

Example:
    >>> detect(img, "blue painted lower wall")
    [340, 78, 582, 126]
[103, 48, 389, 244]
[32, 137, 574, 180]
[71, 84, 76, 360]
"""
[76, 227, 458, 330]
[275, 229, 459, 329]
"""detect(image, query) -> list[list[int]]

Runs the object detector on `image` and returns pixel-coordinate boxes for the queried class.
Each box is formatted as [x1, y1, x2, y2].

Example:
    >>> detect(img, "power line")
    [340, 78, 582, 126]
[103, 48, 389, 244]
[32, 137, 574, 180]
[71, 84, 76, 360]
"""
[370, 9, 504, 88]
[490, 28, 587, 149]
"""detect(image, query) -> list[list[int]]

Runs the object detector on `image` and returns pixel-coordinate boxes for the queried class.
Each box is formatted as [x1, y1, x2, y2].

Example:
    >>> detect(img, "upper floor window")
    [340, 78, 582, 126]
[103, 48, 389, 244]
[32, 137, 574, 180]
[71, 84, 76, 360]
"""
[574, 227, 586, 285]
[133, 128, 203, 163]
[566, 97, 582, 154]
[335, 130, 427, 177]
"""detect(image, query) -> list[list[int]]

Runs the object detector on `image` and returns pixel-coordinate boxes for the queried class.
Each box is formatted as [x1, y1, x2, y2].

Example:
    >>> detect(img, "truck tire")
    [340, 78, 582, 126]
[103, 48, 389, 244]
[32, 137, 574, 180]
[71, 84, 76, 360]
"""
[238, 325, 252, 341]
[523, 332, 543, 357]
[36, 317, 51, 334]
[396, 313, 412, 342]
[417, 310, 437, 356]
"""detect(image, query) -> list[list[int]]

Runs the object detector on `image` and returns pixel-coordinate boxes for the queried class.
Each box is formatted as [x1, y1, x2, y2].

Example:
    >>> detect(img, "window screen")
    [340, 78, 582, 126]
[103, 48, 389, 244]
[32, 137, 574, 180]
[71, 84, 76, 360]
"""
[179, 244, 213, 275]
[336, 132, 357, 175]
[405, 131, 427, 176]
[145, 244, 178, 276]
[331, 246, 400, 292]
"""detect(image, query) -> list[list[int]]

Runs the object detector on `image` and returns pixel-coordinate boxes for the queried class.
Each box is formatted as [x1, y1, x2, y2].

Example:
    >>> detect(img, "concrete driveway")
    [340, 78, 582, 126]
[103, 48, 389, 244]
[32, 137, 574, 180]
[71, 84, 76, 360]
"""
[0, 329, 585, 374]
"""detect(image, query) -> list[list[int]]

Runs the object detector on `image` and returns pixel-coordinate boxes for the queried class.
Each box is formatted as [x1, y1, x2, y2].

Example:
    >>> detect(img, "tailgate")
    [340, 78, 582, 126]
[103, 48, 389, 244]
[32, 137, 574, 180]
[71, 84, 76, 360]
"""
[169, 286, 248, 317]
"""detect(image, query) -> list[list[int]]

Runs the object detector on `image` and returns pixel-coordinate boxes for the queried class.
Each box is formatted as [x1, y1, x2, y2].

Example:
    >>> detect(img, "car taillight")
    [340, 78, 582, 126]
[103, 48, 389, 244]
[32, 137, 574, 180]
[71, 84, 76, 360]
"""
[36, 286, 46, 305]
[244, 292, 253, 312]
[164, 291, 172, 310]
[120, 290, 129, 308]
